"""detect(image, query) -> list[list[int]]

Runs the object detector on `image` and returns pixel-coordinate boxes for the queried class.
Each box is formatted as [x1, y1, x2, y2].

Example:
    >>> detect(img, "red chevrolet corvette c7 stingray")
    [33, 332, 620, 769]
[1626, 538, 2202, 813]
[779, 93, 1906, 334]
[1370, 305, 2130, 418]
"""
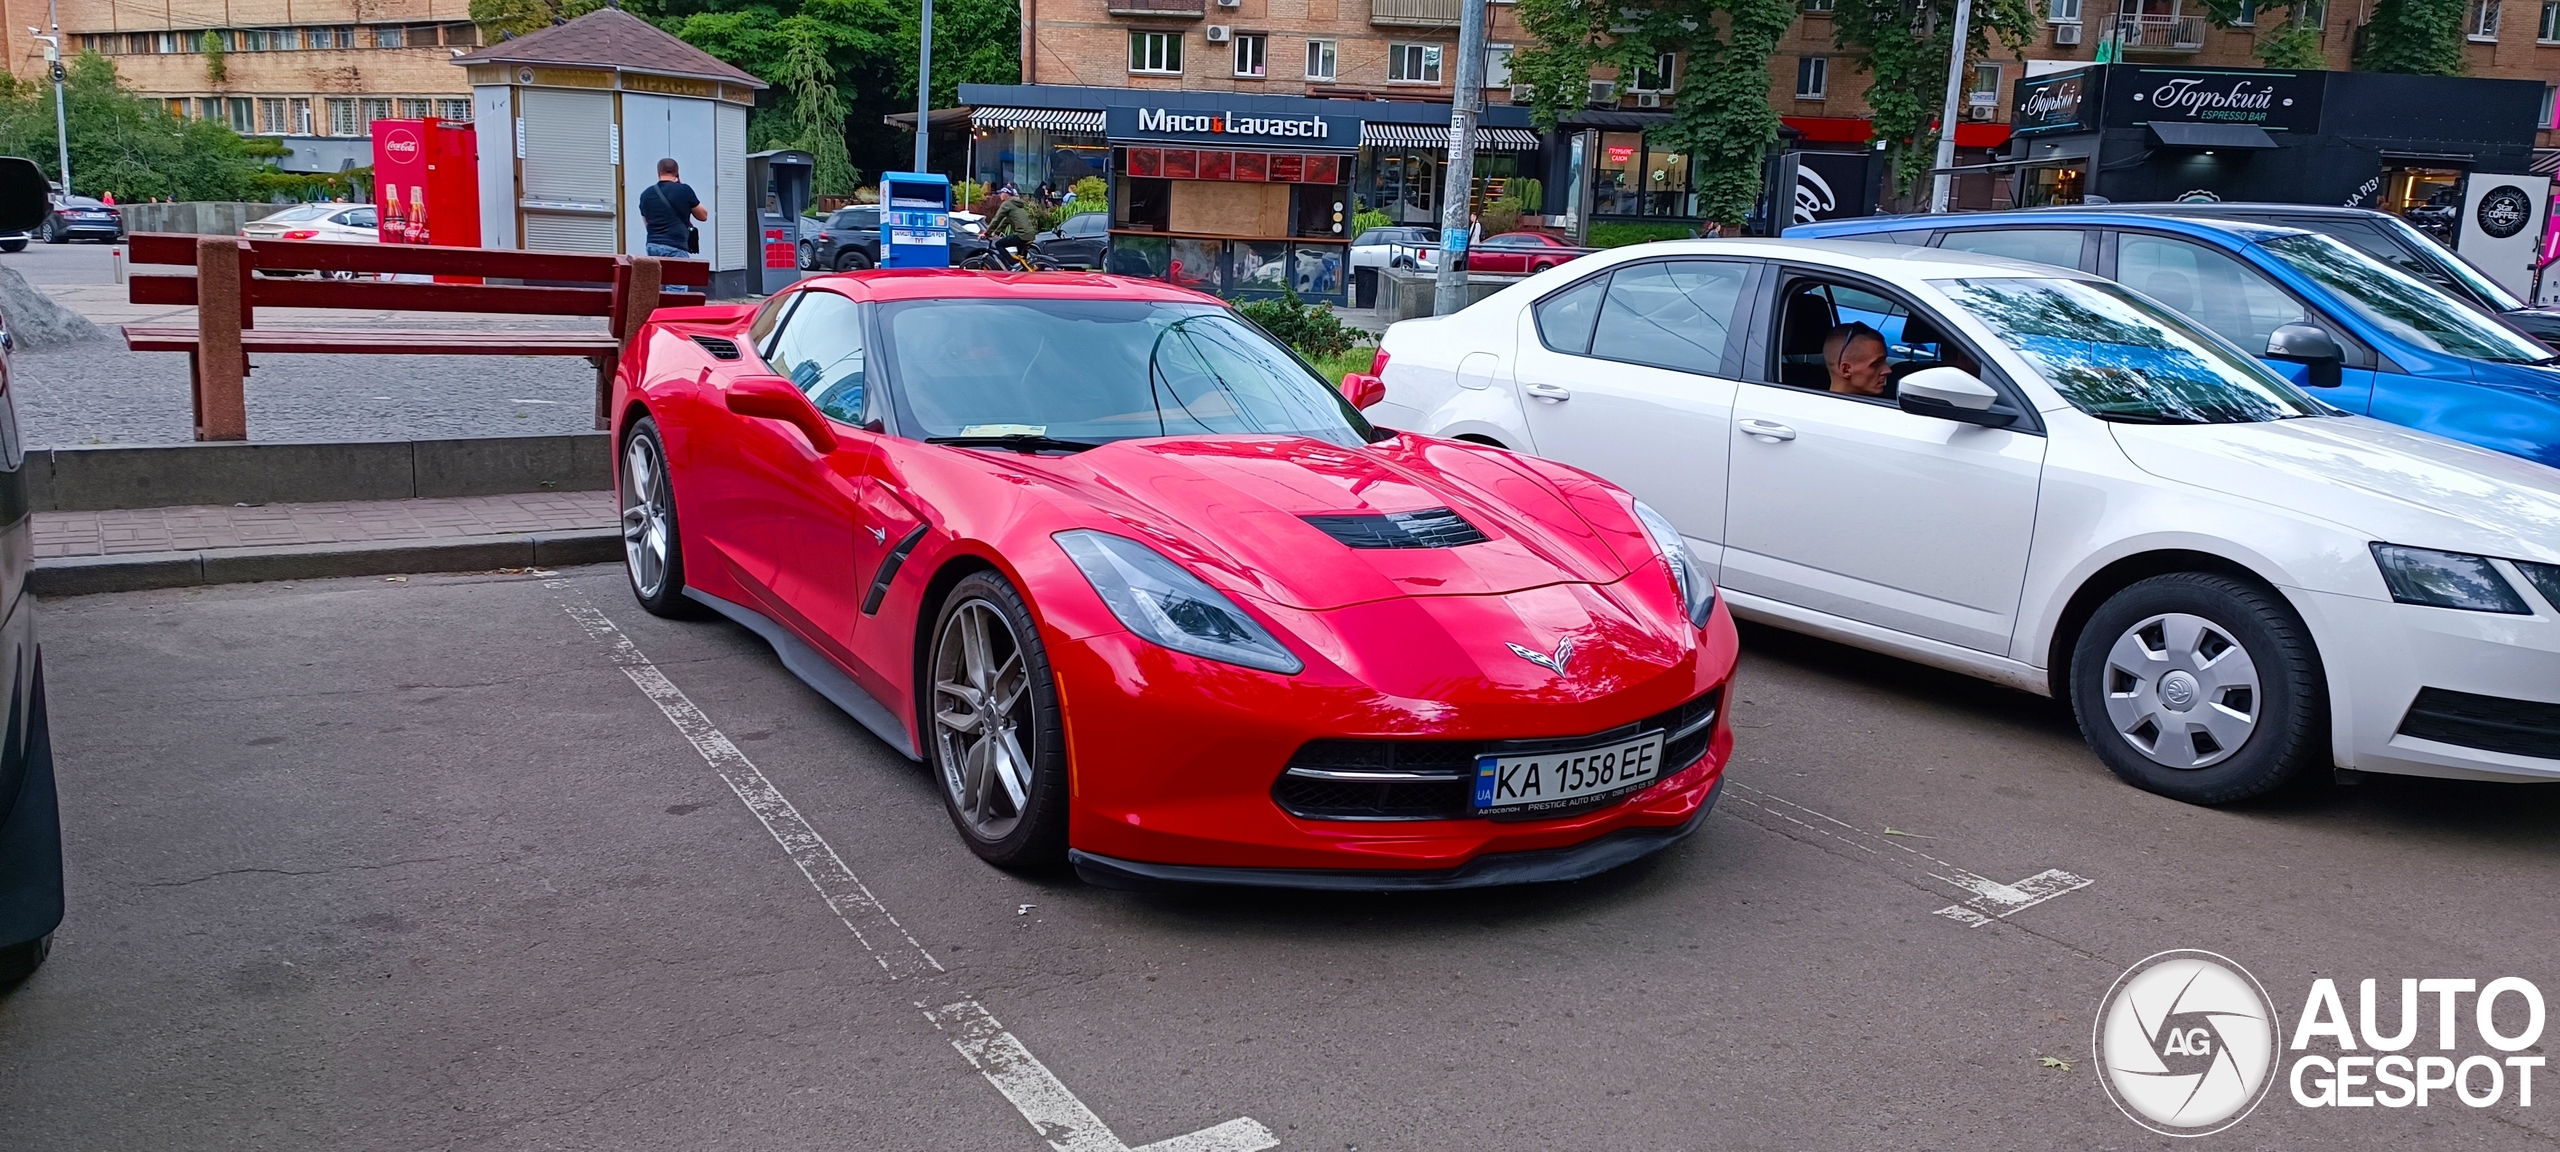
[612, 268, 1737, 889]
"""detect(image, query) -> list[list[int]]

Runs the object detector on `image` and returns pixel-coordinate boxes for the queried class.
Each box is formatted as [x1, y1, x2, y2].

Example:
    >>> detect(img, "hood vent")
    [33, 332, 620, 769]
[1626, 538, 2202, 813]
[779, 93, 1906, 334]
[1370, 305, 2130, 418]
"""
[690, 334, 743, 360]
[1301, 507, 1489, 549]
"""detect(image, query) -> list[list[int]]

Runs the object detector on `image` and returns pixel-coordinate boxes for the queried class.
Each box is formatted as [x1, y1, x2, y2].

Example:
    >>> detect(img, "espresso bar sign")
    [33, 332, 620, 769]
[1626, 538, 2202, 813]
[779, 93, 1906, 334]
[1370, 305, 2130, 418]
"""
[1108, 105, 1356, 149]
[2111, 67, 2323, 134]
[2013, 69, 2101, 137]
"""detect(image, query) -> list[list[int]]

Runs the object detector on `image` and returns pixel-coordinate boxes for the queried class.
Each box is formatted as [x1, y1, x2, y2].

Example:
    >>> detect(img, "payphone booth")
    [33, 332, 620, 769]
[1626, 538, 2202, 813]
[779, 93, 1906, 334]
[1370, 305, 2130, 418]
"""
[882, 171, 951, 269]
[748, 149, 814, 294]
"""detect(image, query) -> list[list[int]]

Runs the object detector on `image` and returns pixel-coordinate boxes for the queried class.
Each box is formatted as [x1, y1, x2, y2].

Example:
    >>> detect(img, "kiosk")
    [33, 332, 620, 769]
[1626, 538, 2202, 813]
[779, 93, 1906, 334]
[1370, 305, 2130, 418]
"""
[882, 172, 952, 269]
[749, 150, 814, 294]
[370, 118, 481, 248]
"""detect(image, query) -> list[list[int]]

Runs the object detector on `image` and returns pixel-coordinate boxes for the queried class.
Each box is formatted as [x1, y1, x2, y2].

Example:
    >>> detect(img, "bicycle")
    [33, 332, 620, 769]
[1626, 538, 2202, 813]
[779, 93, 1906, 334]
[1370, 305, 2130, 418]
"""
[961, 243, 1061, 273]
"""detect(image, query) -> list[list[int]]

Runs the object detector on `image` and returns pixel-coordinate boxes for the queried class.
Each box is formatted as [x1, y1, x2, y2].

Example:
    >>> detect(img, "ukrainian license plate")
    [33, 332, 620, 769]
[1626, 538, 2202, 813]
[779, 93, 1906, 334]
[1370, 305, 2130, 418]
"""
[1472, 732, 1665, 814]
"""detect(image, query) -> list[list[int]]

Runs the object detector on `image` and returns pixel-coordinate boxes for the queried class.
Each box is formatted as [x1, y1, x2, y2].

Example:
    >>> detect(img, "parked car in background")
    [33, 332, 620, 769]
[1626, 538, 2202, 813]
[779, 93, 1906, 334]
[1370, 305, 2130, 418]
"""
[241, 203, 379, 245]
[2084, 202, 2560, 348]
[1787, 211, 2560, 467]
[40, 196, 122, 244]
[810, 205, 882, 272]
[1465, 231, 1581, 275]
[1036, 211, 1110, 270]
[1372, 238, 2560, 804]
[1350, 226, 1439, 272]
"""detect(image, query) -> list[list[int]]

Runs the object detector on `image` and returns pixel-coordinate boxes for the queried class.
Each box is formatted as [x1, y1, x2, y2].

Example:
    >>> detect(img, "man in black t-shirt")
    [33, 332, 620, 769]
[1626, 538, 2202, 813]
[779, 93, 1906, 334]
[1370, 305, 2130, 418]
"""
[638, 157, 705, 259]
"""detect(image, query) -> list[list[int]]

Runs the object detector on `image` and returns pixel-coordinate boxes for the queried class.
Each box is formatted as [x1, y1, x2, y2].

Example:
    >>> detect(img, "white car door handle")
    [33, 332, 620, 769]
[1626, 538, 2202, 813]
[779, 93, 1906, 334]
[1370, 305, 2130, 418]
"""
[1739, 419, 1796, 442]
[1524, 382, 1571, 402]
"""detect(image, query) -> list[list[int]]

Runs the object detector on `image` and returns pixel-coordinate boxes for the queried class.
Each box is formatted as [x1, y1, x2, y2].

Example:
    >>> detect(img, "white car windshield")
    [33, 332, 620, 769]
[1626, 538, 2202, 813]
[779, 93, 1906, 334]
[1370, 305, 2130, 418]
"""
[1936, 277, 2326, 424]
[2257, 233, 2553, 365]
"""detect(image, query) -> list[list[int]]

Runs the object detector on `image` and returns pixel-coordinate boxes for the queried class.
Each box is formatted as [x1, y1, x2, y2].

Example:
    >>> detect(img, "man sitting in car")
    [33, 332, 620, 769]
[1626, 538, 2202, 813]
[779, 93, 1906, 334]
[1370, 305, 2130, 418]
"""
[1824, 322, 1892, 398]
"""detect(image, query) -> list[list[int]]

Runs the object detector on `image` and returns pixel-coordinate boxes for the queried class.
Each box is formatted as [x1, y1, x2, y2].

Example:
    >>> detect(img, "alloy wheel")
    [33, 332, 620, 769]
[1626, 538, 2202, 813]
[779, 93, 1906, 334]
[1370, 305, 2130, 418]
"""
[2101, 611, 2261, 769]
[620, 435, 672, 599]
[932, 599, 1035, 841]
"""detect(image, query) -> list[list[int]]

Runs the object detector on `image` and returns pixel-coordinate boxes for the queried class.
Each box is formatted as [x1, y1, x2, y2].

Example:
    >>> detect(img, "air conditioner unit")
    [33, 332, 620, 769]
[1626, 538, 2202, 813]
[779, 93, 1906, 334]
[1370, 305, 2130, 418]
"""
[1965, 105, 1996, 121]
[1510, 84, 1536, 103]
[2053, 22, 2082, 44]
[1587, 80, 1617, 106]
[1216, 0, 1242, 6]
[1205, 24, 1231, 41]
[1635, 91, 1662, 108]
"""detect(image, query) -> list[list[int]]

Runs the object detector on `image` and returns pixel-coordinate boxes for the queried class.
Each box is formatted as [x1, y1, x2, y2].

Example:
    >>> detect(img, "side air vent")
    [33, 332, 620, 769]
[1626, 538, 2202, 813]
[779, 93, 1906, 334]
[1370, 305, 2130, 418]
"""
[690, 334, 743, 360]
[1301, 507, 1490, 549]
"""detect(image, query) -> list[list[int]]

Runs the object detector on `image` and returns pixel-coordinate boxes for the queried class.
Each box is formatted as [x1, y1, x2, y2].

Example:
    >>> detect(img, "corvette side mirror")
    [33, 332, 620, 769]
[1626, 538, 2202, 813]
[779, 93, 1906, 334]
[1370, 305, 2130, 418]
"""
[1897, 366, 2015, 428]
[726, 374, 839, 452]
[2265, 323, 2344, 388]
[1340, 372, 1387, 410]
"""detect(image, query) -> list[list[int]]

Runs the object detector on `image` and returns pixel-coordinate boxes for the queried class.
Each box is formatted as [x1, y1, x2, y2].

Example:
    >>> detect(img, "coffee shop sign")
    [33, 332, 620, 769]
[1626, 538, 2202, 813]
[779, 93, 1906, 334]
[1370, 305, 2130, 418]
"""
[2137, 77, 2287, 123]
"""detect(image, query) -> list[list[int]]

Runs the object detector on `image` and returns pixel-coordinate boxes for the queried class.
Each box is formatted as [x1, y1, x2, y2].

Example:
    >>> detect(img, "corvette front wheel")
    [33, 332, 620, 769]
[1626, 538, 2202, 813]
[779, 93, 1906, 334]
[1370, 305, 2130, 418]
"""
[620, 417, 702, 618]
[928, 571, 1069, 869]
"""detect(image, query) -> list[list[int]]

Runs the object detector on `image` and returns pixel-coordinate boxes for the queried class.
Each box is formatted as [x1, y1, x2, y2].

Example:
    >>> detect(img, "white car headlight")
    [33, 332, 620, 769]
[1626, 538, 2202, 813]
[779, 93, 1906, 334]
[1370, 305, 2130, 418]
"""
[2371, 544, 2530, 614]
[1055, 530, 1304, 674]
[1632, 500, 1717, 629]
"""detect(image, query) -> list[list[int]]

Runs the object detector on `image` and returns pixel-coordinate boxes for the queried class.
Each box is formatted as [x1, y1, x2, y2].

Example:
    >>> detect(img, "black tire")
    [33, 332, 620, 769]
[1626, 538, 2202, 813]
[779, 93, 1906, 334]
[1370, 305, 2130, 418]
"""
[0, 239, 24, 253]
[833, 248, 872, 272]
[924, 571, 1069, 870]
[2068, 573, 2326, 805]
[0, 934, 48, 988]
[618, 417, 706, 619]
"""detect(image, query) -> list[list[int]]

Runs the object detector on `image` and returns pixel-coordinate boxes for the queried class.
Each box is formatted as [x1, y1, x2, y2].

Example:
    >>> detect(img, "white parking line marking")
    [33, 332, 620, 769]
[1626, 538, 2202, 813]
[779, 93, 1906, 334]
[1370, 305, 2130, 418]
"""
[1722, 781, 2090, 928]
[550, 582, 1278, 1152]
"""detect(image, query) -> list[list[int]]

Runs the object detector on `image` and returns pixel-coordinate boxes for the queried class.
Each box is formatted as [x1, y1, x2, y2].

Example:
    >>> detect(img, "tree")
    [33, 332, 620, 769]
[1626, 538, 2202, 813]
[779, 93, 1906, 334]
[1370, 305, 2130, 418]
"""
[2355, 0, 2467, 74]
[2192, 0, 2327, 67]
[1828, 0, 2037, 194]
[469, 0, 609, 41]
[771, 16, 861, 194]
[1510, 0, 1797, 228]
[0, 53, 262, 201]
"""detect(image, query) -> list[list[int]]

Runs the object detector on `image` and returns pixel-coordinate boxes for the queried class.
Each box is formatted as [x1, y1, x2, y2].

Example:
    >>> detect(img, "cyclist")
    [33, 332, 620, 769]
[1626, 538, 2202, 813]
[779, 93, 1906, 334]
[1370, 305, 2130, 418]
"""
[988, 185, 1039, 270]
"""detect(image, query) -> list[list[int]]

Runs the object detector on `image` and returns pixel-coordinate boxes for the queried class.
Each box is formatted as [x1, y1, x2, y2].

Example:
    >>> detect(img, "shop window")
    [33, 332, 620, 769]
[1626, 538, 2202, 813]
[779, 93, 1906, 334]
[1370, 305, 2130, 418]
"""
[2541, 0, 2559, 40]
[328, 99, 360, 136]
[375, 25, 405, 48]
[1630, 53, 1674, 93]
[1305, 38, 1337, 80]
[2470, 0, 2500, 39]
[1796, 56, 1828, 100]
[1968, 64, 2001, 107]
[1117, 175, 1173, 232]
[2118, 234, 2308, 353]
[438, 99, 471, 121]
[1389, 43, 1442, 84]
[1484, 44, 1513, 88]
[2048, 0, 2080, 18]
[1130, 30, 1183, 74]
[1233, 33, 1266, 77]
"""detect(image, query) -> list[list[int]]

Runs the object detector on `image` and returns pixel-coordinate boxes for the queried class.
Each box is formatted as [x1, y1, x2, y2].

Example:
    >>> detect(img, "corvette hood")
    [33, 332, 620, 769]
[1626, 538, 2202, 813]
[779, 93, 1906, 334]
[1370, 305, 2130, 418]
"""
[993, 435, 1635, 611]
[2109, 416, 2560, 564]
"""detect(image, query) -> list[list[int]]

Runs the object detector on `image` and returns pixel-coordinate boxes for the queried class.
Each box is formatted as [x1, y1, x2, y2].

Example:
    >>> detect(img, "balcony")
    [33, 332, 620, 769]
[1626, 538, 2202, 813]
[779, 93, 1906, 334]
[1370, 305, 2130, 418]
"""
[2114, 15, 2207, 52]
[1372, 0, 1462, 27]
[1108, 0, 1205, 17]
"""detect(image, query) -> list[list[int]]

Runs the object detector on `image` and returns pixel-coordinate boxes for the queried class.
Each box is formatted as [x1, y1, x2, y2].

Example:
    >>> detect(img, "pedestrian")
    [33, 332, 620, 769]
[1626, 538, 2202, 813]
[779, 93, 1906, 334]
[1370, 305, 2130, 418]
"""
[1468, 212, 1484, 245]
[637, 157, 705, 262]
[101, 191, 115, 206]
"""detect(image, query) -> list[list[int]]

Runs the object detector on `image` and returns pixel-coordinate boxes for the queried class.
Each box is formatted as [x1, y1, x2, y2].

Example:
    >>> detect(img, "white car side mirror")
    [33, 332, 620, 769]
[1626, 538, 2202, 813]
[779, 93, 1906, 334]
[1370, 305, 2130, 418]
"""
[1897, 366, 2015, 428]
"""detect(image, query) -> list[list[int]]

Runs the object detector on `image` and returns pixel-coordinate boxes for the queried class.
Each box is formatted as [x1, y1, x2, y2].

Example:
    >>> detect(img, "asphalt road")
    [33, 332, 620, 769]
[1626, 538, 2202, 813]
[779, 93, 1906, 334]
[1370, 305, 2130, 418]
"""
[2, 565, 2555, 1150]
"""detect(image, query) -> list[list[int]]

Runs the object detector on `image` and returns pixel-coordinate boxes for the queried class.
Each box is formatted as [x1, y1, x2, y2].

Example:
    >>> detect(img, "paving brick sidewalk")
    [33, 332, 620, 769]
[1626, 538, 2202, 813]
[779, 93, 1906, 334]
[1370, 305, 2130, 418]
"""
[34, 491, 618, 559]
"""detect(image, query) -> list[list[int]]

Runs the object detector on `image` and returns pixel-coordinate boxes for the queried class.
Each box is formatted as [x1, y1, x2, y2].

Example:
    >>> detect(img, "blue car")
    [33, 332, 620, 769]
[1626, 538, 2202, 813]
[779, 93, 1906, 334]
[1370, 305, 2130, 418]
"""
[1785, 210, 2560, 467]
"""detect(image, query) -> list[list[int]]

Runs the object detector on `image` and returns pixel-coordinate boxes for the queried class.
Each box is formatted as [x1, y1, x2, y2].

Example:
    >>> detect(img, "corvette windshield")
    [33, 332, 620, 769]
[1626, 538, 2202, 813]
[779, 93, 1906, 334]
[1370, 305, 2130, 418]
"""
[874, 299, 1373, 447]
[1935, 277, 2325, 424]
[2257, 233, 2552, 365]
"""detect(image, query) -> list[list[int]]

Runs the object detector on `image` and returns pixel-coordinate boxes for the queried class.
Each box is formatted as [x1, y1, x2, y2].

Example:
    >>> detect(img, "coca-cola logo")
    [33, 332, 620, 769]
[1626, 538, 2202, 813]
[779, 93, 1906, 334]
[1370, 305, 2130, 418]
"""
[382, 130, 420, 161]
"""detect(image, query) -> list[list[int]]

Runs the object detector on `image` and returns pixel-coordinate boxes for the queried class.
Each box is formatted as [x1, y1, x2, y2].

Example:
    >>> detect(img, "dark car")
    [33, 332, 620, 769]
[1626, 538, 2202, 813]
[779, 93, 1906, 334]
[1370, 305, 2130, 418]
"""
[1035, 210, 1110, 270]
[41, 195, 122, 244]
[0, 157, 62, 991]
[2070, 202, 2560, 348]
[809, 205, 881, 271]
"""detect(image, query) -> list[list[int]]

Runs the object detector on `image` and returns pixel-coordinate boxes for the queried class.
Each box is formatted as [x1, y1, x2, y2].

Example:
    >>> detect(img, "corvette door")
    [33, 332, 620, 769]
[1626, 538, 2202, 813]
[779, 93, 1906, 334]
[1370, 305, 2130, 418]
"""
[1512, 259, 1755, 570]
[1721, 275, 2045, 654]
[723, 290, 883, 662]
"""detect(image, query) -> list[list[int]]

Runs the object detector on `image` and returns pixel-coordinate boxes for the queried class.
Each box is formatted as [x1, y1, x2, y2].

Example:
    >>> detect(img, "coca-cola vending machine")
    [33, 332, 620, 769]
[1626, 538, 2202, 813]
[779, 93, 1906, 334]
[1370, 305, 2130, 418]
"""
[371, 118, 480, 248]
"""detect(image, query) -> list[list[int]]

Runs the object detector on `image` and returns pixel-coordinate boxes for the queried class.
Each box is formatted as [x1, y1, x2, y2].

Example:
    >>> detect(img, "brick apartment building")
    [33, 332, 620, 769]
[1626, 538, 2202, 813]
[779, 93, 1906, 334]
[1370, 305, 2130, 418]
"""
[0, 0, 479, 161]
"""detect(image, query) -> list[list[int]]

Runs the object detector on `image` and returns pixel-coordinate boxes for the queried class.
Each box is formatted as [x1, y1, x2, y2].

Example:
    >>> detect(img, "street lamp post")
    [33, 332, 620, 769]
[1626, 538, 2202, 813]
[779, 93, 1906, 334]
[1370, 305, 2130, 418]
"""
[913, 0, 933, 174]
[29, 17, 68, 200]
[1432, 0, 1488, 316]
[1927, 0, 1974, 214]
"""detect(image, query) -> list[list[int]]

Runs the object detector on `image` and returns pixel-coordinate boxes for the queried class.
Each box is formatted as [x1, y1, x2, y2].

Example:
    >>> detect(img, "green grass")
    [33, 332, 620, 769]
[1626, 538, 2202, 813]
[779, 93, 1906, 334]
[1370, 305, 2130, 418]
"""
[1307, 343, 1377, 386]
[1587, 221, 1697, 248]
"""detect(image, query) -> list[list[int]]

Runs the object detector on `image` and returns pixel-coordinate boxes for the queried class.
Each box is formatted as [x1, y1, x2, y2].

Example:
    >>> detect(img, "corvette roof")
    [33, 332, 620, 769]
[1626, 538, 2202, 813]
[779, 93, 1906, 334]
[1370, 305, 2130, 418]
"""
[804, 268, 1228, 305]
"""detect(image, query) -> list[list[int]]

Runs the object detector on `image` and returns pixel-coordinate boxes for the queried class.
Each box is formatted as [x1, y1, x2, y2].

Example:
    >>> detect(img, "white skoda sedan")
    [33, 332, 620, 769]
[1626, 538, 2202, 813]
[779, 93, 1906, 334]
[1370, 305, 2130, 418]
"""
[1365, 239, 2560, 803]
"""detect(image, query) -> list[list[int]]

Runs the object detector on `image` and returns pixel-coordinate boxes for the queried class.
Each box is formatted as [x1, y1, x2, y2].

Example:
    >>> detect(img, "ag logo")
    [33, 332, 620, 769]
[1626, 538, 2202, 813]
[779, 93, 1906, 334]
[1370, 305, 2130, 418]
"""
[2476, 185, 2533, 240]
[2094, 950, 2280, 1136]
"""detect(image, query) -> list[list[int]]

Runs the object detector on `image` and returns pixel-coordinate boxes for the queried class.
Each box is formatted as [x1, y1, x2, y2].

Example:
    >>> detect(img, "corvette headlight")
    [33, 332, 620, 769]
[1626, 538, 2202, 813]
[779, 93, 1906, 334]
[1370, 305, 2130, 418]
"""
[1056, 530, 1304, 674]
[2371, 544, 2530, 614]
[1632, 500, 1717, 629]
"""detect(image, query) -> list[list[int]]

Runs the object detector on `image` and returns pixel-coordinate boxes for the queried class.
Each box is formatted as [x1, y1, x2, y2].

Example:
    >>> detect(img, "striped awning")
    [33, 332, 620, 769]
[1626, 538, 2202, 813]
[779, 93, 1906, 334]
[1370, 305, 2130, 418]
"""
[1359, 123, 1543, 151]
[971, 106, 1106, 133]
[2534, 148, 2560, 176]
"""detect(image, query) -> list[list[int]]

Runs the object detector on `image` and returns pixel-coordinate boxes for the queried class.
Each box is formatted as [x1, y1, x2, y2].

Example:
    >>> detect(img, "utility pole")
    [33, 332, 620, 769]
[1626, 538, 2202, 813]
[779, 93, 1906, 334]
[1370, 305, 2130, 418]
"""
[1433, 0, 1488, 316]
[913, 0, 934, 174]
[1927, 0, 1972, 214]
[33, 0, 68, 200]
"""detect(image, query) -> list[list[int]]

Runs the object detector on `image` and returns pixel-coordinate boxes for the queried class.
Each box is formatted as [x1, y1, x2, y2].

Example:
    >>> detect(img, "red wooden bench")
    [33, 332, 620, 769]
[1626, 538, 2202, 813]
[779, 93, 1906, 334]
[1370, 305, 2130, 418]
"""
[123, 233, 710, 441]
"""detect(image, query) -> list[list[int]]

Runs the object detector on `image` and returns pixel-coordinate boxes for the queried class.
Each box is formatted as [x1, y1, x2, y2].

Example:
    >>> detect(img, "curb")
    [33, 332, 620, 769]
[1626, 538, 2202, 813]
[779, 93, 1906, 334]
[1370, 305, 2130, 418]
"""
[30, 529, 621, 597]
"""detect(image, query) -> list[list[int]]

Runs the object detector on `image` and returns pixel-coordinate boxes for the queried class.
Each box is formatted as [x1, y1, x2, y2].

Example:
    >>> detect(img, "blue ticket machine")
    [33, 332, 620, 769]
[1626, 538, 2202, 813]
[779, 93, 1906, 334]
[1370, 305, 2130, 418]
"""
[882, 171, 952, 269]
